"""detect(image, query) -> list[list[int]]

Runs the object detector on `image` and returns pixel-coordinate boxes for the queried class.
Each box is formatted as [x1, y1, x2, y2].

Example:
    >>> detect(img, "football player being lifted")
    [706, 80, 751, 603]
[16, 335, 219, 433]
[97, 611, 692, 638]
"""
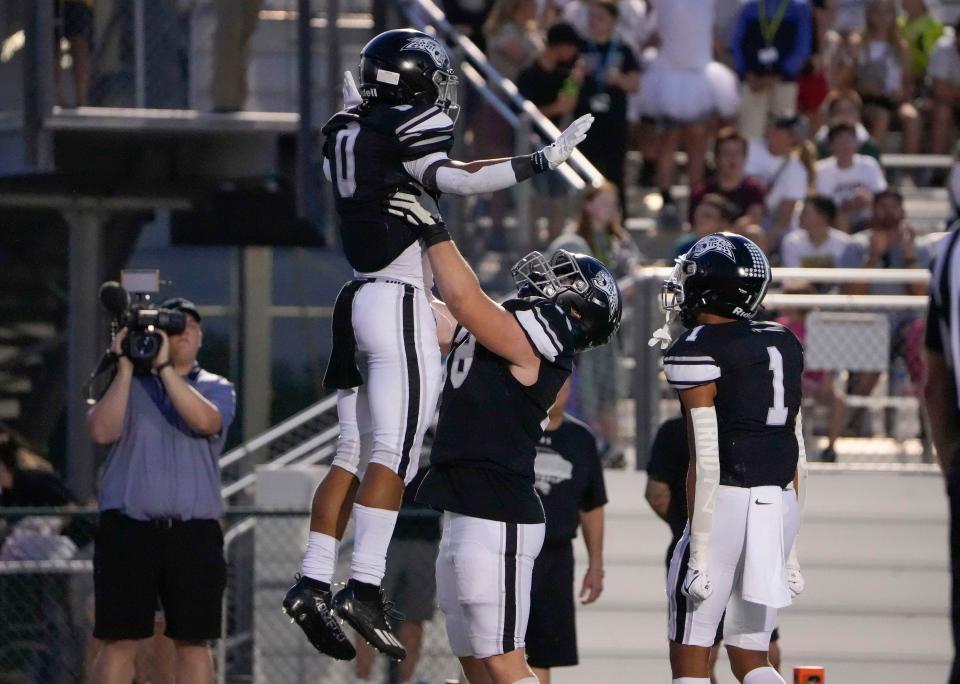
[283, 29, 595, 661]
[386, 191, 621, 684]
[653, 233, 807, 684]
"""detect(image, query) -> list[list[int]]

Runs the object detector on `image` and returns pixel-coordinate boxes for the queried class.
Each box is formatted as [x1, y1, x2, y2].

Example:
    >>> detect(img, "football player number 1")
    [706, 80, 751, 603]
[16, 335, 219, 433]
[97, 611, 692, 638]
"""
[766, 346, 788, 426]
[335, 126, 360, 198]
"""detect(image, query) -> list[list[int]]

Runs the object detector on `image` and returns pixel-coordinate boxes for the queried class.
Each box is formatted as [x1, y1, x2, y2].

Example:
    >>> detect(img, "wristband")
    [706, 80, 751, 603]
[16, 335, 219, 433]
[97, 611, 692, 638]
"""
[530, 149, 550, 175]
[155, 361, 174, 374]
[420, 222, 452, 248]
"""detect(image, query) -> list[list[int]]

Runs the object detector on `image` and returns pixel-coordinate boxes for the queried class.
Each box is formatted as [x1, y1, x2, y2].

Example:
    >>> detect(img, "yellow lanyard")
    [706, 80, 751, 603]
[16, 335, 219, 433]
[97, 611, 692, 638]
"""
[759, 0, 792, 46]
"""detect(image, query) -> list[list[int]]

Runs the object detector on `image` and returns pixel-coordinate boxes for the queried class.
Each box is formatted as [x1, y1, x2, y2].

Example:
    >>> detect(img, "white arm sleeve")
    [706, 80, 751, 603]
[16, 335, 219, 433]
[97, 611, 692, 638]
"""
[323, 157, 332, 182]
[403, 152, 523, 196]
[789, 410, 808, 560]
[689, 406, 721, 567]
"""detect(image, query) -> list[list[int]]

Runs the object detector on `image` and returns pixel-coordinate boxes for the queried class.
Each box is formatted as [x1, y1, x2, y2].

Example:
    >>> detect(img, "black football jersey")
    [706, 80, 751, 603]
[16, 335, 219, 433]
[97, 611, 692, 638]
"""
[321, 103, 455, 273]
[416, 299, 576, 524]
[663, 320, 804, 488]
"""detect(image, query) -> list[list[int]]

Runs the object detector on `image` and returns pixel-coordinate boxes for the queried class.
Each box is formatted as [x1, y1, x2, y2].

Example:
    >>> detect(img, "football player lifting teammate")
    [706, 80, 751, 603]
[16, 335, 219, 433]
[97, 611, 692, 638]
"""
[652, 233, 807, 684]
[387, 192, 621, 684]
[282, 28, 595, 662]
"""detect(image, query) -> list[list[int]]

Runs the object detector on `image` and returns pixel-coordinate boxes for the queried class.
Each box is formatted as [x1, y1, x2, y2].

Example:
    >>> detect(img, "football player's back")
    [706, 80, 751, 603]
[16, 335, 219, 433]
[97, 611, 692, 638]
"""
[666, 320, 804, 489]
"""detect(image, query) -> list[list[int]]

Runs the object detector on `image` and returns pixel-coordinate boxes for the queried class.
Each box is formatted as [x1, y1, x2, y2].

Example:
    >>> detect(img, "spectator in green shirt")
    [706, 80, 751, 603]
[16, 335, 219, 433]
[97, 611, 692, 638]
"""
[897, 0, 943, 80]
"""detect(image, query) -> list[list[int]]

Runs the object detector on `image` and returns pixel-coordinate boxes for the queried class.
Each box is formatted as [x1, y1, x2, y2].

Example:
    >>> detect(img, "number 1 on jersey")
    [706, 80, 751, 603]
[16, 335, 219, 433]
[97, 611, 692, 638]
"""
[766, 346, 788, 426]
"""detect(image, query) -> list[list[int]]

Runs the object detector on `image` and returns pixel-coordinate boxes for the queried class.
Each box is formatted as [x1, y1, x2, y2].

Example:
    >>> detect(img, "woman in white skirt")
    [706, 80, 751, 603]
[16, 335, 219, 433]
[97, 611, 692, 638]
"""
[639, 0, 740, 224]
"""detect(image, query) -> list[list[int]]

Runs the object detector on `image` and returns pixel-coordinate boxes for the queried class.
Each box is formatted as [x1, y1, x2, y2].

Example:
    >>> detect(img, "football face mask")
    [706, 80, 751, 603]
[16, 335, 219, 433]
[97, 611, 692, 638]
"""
[511, 250, 592, 300]
[433, 69, 461, 123]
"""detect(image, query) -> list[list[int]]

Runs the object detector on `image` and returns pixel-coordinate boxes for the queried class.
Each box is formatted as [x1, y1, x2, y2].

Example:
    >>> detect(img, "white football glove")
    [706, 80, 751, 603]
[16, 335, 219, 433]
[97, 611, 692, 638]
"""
[343, 70, 362, 108]
[385, 191, 451, 247]
[385, 191, 435, 226]
[541, 114, 594, 170]
[786, 546, 805, 598]
[681, 557, 713, 604]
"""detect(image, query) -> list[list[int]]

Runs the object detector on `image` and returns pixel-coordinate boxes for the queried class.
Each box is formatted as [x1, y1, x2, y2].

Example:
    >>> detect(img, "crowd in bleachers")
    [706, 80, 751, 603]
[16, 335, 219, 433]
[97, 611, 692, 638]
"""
[435, 0, 960, 461]
[442, 0, 959, 262]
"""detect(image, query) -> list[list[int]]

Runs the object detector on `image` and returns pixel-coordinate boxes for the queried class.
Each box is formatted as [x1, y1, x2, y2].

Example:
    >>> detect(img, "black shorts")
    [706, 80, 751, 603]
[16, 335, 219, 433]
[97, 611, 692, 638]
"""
[93, 510, 226, 641]
[526, 541, 577, 669]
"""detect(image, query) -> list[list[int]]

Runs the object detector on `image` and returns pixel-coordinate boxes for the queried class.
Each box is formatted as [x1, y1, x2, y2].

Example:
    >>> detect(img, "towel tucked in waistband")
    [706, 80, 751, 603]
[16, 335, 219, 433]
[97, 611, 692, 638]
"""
[322, 279, 370, 390]
[741, 485, 791, 609]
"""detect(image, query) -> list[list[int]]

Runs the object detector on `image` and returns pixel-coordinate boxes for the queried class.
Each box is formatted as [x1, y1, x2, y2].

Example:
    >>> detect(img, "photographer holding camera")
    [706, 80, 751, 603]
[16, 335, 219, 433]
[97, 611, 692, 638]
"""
[86, 297, 235, 684]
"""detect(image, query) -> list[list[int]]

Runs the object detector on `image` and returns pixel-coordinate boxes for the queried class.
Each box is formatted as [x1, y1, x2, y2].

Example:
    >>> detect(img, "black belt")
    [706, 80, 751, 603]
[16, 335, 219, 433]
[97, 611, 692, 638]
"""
[102, 509, 196, 529]
[323, 277, 415, 390]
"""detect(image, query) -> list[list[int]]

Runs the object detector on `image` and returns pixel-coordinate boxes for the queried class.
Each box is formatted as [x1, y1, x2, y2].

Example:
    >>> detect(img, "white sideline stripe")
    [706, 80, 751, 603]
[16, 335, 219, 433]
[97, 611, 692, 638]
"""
[664, 356, 716, 363]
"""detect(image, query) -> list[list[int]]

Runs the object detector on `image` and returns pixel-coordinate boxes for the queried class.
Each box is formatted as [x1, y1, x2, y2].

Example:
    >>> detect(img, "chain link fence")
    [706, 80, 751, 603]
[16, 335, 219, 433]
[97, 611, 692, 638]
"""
[0, 507, 459, 684]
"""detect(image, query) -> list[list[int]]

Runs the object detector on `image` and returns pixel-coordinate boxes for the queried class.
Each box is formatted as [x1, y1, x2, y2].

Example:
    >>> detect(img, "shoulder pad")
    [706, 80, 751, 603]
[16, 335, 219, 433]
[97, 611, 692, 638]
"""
[320, 109, 361, 136]
[507, 299, 575, 363]
[663, 325, 721, 389]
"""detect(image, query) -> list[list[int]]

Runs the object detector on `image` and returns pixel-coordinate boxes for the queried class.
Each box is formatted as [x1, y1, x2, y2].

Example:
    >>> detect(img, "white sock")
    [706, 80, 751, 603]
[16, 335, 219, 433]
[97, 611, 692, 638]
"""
[300, 531, 339, 584]
[510, 679, 539, 684]
[743, 667, 786, 684]
[672, 679, 710, 684]
[355, 679, 375, 684]
[350, 503, 399, 585]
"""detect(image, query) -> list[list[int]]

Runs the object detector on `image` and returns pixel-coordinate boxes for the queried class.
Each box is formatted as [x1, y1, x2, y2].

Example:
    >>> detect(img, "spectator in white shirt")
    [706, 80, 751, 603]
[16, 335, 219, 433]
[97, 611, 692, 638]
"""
[744, 115, 812, 255]
[781, 195, 854, 269]
[814, 121, 887, 232]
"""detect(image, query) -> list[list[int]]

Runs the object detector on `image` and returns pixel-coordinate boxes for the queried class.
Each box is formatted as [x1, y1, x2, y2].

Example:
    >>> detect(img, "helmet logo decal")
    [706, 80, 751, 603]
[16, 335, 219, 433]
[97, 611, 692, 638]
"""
[692, 234, 737, 262]
[592, 270, 620, 320]
[742, 240, 770, 279]
[402, 37, 448, 69]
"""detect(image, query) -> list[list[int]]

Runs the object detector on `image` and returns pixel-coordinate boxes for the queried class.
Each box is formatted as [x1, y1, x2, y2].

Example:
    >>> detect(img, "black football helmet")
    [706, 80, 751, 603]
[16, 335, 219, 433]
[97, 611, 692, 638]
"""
[512, 250, 623, 352]
[358, 29, 460, 121]
[661, 232, 771, 328]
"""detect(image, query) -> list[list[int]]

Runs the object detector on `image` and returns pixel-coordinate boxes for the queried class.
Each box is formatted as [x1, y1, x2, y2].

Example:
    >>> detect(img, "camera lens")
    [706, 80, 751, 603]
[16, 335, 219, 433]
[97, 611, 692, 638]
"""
[130, 331, 160, 360]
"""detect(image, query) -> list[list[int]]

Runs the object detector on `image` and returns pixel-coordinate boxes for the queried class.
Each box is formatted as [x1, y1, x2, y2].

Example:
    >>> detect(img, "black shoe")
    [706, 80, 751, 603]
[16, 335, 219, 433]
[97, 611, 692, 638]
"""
[282, 575, 357, 660]
[333, 579, 407, 660]
[820, 446, 837, 463]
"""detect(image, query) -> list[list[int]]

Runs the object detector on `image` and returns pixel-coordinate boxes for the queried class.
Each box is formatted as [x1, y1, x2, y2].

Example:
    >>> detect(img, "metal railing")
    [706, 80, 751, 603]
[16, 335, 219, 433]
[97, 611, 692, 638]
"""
[219, 393, 339, 500]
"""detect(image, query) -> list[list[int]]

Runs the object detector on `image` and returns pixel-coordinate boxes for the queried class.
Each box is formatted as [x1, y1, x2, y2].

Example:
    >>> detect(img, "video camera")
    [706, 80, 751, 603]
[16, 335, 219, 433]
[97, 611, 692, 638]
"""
[98, 270, 186, 369]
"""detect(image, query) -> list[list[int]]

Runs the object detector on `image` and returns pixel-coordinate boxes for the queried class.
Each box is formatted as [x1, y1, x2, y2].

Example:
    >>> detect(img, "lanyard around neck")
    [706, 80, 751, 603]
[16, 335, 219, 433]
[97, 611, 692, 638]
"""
[759, 0, 792, 46]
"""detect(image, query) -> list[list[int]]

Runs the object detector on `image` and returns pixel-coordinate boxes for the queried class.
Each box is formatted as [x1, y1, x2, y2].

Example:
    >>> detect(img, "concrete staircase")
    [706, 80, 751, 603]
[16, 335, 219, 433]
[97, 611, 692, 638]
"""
[553, 469, 951, 684]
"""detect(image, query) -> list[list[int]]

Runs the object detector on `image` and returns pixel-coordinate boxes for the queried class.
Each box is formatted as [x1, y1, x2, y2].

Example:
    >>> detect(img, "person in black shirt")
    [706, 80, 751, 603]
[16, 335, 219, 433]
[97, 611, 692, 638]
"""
[646, 415, 689, 565]
[390, 194, 622, 684]
[517, 23, 585, 125]
[925, 227, 960, 682]
[526, 377, 607, 684]
[573, 0, 640, 210]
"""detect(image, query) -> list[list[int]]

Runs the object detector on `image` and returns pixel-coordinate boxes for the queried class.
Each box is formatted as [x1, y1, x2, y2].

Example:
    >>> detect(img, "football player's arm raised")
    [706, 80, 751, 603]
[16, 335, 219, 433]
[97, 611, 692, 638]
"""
[402, 114, 594, 196]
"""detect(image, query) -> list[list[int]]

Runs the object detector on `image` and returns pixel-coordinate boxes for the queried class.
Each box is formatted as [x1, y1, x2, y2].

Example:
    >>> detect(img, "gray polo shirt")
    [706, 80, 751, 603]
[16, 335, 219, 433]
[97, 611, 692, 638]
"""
[98, 365, 236, 521]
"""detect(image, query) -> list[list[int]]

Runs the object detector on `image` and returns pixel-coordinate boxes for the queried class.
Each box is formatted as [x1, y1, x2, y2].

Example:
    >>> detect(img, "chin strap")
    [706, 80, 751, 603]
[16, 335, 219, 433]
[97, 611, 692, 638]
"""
[648, 311, 675, 350]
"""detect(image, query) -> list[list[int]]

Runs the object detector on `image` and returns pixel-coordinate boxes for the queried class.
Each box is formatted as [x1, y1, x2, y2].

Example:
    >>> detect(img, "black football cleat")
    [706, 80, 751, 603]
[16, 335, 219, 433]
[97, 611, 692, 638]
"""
[282, 575, 357, 661]
[333, 579, 407, 660]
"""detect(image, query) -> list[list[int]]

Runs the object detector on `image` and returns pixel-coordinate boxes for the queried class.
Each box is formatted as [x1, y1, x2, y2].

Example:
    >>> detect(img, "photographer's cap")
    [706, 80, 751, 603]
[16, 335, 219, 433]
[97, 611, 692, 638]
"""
[159, 297, 201, 323]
